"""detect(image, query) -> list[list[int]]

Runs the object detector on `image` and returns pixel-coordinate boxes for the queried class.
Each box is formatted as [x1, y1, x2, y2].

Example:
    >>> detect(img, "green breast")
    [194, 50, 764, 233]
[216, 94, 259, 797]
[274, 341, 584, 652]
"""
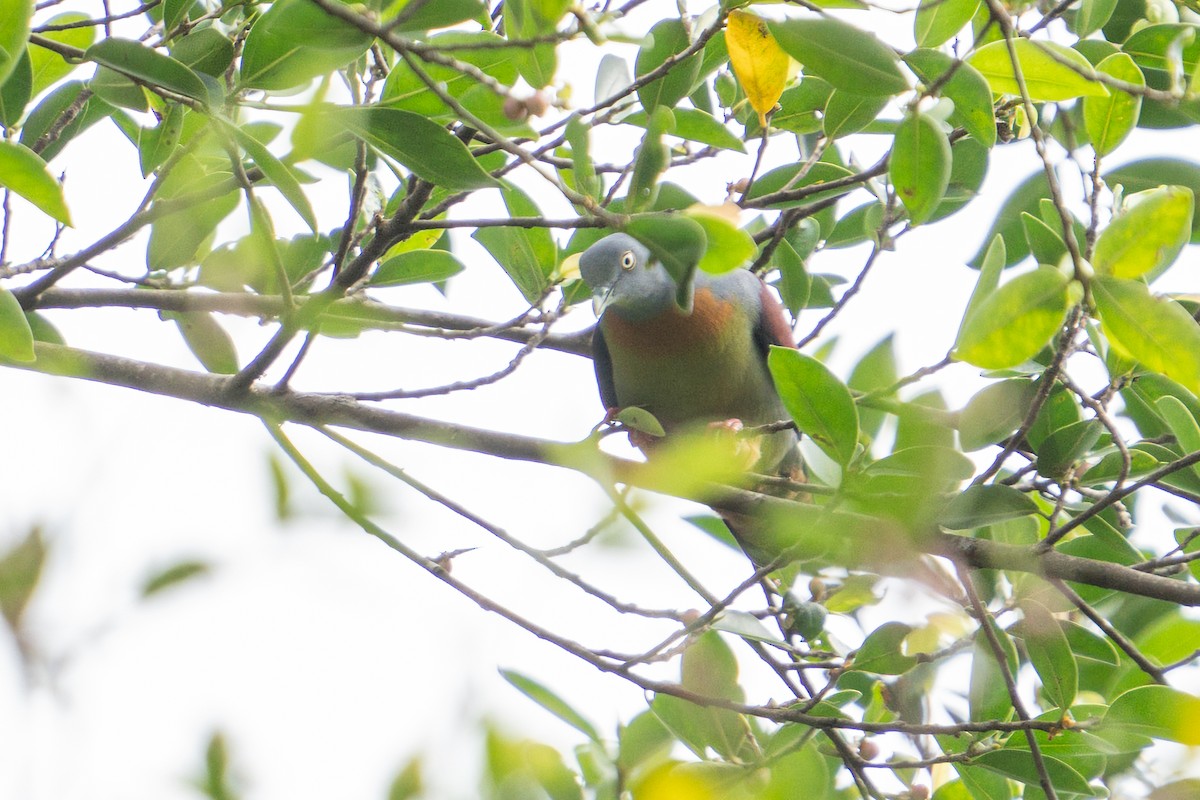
[599, 289, 784, 431]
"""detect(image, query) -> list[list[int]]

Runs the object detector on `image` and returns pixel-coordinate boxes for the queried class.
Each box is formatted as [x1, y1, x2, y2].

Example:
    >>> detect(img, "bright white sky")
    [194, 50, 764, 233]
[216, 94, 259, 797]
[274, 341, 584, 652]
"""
[3, 1, 1199, 798]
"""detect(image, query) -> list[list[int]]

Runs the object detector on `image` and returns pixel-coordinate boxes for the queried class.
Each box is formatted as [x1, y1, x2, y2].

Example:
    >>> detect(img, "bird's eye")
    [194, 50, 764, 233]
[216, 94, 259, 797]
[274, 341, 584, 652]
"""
[620, 251, 636, 270]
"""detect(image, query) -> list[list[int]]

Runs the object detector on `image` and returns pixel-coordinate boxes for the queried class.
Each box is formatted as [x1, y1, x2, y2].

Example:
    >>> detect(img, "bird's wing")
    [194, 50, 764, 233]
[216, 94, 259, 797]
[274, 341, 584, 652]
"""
[751, 277, 797, 357]
[591, 325, 619, 410]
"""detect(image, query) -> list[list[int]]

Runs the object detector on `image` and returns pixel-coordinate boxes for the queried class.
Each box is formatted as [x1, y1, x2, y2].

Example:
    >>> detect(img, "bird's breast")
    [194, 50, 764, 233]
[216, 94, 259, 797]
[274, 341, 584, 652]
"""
[599, 287, 734, 355]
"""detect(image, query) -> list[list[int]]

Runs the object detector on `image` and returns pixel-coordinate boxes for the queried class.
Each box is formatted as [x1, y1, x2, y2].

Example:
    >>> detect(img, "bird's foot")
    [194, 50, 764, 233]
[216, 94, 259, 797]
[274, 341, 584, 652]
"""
[707, 419, 762, 470]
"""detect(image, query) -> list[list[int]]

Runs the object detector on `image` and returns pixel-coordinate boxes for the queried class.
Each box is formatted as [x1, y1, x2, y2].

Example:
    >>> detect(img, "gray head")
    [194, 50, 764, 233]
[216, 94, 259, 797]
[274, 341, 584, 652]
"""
[578, 233, 687, 320]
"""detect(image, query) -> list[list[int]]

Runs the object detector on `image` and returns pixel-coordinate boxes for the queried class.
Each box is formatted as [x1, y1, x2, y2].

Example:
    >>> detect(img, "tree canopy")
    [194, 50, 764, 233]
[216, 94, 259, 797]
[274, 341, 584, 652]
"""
[5, 0, 1200, 797]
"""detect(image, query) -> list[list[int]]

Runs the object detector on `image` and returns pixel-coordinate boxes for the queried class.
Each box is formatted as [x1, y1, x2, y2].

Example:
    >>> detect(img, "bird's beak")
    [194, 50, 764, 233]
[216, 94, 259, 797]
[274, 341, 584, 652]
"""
[592, 284, 618, 317]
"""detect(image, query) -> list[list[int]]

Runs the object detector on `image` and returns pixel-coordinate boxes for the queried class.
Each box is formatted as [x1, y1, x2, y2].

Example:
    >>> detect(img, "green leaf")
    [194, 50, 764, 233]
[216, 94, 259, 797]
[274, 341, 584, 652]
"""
[774, 238, 811, 315]
[386, 758, 423, 800]
[712, 609, 787, 645]
[0, 286, 35, 363]
[91, 65, 149, 111]
[1105, 685, 1200, 745]
[1016, 600, 1077, 711]
[142, 560, 211, 597]
[222, 118, 317, 232]
[915, 0, 979, 47]
[138, 104, 184, 177]
[0, 46, 30, 126]
[338, 107, 498, 191]
[502, 0, 559, 89]
[769, 18, 908, 96]
[955, 267, 1070, 369]
[683, 207, 756, 274]
[85, 37, 208, 102]
[19, 80, 114, 163]
[1023, 410, 1097, 479]
[1074, 0, 1119, 37]
[852, 622, 918, 675]
[624, 213, 707, 308]
[162, 0, 194, 30]
[636, 18, 703, 112]
[384, 0, 485, 32]
[768, 347, 859, 467]
[969, 618, 1019, 722]
[962, 233, 1005, 326]
[500, 669, 602, 743]
[170, 28, 235, 77]
[904, 49, 997, 148]
[0, 140, 71, 224]
[939, 485, 1038, 529]
[967, 38, 1109, 101]
[1083, 53, 1144, 157]
[968, 170, 1051, 267]
[617, 711, 673, 772]
[972, 750, 1095, 795]
[743, 161, 857, 209]
[564, 116, 600, 201]
[0, 526, 45, 631]
[959, 378, 1036, 450]
[1092, 274, 1200, 394]
[473, 184, 555, 304]
[172, 311, 238, 374]
[822, 90, 889, 140]
[773, 77, 832, 135]
[28, 13, 93, 96]
[826, 201, 884, 249]
[1092, 185, 1193, 280]
[371, 250, 465, 287]
[240, 0, 373, 90]
[890, 110, 952, 225]
[1062, 619, 1120, 664]
[623, 106, 746, 152]
[1122, 23, 1200, 73]
[847, 333, 897, 439]
[0, 0, 31, 87]
[147, 155, 240, 270]
[627, 106, 673, 212]
[1022, 211, 1067, 265]
[1106, 158, 1200, 243]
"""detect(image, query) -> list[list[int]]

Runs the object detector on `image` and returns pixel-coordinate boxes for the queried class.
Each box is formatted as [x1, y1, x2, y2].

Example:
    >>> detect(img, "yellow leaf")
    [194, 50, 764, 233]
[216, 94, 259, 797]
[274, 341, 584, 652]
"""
[727, 10, 790, 125]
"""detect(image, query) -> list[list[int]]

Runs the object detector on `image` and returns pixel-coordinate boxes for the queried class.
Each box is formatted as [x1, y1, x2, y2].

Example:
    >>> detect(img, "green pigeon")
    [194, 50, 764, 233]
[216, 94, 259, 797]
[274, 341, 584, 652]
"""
[578, 232, 801, 479]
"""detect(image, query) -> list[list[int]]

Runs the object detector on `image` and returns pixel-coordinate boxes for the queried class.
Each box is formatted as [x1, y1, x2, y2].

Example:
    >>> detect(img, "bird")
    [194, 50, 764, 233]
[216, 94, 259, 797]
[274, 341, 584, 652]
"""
[578, 232, 802, 483]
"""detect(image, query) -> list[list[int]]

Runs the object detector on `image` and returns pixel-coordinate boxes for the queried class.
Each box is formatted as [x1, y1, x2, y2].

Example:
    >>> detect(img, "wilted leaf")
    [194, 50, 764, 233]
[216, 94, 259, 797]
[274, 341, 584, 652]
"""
[727, 10, 790, 124]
